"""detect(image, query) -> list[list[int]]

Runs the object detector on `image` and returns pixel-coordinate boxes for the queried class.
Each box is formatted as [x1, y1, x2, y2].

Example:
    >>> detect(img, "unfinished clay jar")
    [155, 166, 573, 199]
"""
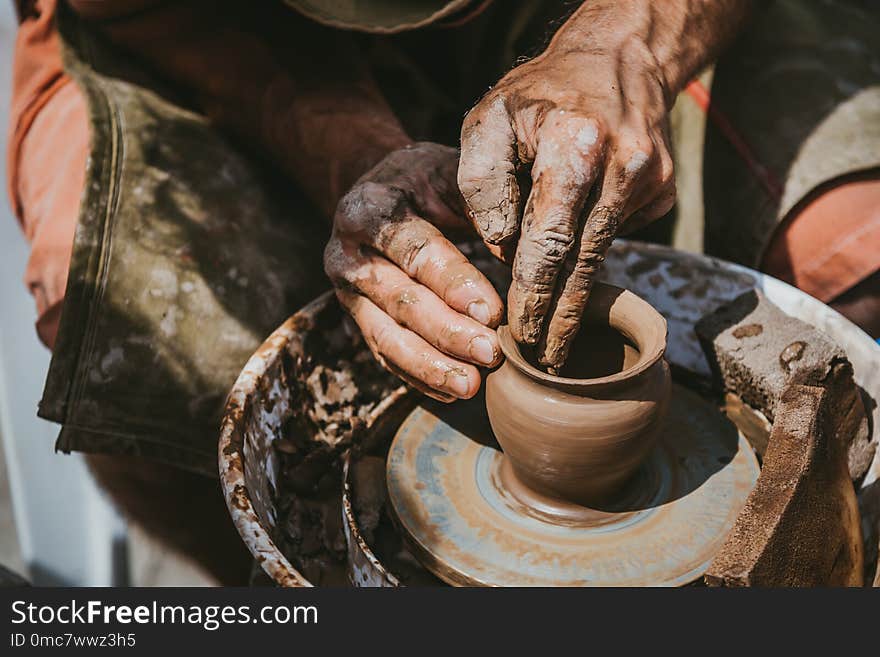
[485, 283, 671, 510]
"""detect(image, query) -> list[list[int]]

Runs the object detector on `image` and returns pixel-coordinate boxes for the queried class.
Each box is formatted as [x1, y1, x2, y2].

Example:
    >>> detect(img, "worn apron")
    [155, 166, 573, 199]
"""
[42, 1, 576, 476]
[42, 5, 328, 475]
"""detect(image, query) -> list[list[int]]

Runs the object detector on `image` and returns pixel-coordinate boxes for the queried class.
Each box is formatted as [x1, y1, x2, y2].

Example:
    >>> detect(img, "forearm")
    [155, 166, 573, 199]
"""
[68, 0, 411, 216]
[550, 0, 754, 105]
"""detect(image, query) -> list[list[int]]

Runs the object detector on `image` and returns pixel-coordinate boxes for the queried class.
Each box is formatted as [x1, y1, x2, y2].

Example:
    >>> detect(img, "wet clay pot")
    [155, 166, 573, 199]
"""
[485, 283, 671, 510]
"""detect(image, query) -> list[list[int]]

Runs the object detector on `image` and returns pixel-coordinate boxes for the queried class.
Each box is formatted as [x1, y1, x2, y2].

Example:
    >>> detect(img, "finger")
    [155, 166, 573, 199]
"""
[458, 96, 523, 244]
[384, 361, 457, 403]
[336, 289, 481, 401]
[507, 113, 603, 345]
[536, 140, 655, 370]
[331, 245, 501, 367]
[536, 202, 622, 371]
[373, 214, 505, 328]
[334, 186, 505, 327]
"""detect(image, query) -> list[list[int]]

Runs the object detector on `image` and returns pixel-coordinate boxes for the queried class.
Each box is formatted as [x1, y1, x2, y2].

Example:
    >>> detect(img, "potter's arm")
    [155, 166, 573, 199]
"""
[67, 0, 411, 217]
[459, 0, 754, 372]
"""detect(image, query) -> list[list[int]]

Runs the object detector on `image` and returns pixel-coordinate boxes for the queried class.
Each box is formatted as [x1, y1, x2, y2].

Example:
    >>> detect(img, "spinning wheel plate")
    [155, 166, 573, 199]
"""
[386, 384, 759, 587]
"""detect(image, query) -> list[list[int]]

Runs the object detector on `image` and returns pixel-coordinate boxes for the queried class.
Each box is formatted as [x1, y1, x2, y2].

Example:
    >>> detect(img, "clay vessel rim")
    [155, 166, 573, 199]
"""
[496, 286, 667, 389]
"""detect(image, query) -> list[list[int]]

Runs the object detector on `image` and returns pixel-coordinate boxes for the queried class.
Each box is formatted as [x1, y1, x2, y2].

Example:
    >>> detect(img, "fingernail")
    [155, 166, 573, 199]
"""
[468, 301, 491, 325]
[450, 371, 472, 397]
[468, 336, 496, 366]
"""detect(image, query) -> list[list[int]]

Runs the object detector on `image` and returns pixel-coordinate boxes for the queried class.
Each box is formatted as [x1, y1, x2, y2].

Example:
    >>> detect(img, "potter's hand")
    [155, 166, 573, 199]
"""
[458, 0, 752, 372]
[459, 26, 674, 372]
[325, 143, 504, 402]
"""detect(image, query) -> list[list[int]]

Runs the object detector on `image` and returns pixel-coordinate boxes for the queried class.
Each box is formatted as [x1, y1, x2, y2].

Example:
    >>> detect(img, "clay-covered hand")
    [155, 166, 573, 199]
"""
[325, 143, 505, 402]
[459, 0, 753, 372]
[459, 20, 677, 372]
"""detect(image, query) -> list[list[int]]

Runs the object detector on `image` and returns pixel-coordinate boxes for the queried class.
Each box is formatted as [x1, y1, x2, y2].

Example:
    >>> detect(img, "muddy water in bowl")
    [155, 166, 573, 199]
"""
[385, 284, 760, 586]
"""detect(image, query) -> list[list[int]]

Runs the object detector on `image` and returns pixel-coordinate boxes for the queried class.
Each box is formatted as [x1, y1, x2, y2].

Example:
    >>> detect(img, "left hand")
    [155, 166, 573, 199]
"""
[325, 143, 504, 402]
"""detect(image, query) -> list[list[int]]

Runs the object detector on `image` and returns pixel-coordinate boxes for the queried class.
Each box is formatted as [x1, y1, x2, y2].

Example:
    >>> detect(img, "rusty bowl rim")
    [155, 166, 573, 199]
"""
[341, 452, 402, 587]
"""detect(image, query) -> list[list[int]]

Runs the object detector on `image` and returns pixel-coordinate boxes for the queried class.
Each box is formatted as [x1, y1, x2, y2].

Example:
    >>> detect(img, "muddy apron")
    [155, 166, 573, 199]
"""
[42, 5, 327, 475]
[42, 1, 576, 476]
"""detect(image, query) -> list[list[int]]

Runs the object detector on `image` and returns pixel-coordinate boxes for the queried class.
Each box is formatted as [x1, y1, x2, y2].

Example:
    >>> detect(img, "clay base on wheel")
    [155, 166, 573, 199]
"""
[386, 384, 760, 587]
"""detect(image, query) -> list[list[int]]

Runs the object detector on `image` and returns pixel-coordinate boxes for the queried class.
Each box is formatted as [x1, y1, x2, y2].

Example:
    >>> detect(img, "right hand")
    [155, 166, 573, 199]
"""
[324, 143, 505, 402]
[457, 16, 677, 372]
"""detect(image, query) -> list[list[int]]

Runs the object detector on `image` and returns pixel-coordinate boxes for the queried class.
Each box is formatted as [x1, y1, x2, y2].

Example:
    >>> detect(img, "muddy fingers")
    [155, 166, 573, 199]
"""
[458, 97, 524, 245]
[537, 205, 621, 371]
[335, 289, 481, 401]
[327, 143, 504, 400]
[327, 243, 501, 367]
[508, 112, 604, 344]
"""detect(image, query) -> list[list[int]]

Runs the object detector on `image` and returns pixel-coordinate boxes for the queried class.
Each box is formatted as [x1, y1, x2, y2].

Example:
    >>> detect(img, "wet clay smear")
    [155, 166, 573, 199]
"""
[271, 315, 402, 585]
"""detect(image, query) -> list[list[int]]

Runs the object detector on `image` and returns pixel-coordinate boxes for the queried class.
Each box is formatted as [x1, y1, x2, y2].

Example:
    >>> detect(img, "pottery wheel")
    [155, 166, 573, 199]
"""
[386, 384, 760, 587]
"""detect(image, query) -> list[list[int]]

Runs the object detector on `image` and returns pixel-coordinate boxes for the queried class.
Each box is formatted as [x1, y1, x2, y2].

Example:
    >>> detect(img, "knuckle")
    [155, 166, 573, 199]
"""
[591, 203, 623, 225]
[393, 284, 421, 322]
[528, 227, 574, 262]
[461, 95, 512, 162]
[438, 320, 466, 348]
[357, 180, 393, 203]
[533, 204, 578, 231]
[322, 238, 345, 280]
[334, 187, 369, 234]
[456, 171, 481, 201]
[619, 143, 655, 179]
[463, 92, 506, 131]
[584, 205, 623, 243]
[442, 266, 481, 297]
[564, 115, 602, 154]
[370, 322, 395, 356]
[399, 235, 432, 275]
[335, 182, 407, 234]
[461, 105, 482, 133]
[537, 113, 602, 168]
[324, 241, 366, 290]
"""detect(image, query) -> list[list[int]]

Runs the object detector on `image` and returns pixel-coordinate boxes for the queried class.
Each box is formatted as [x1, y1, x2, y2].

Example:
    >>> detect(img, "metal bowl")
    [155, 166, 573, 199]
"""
[218, 291, 409, 586]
